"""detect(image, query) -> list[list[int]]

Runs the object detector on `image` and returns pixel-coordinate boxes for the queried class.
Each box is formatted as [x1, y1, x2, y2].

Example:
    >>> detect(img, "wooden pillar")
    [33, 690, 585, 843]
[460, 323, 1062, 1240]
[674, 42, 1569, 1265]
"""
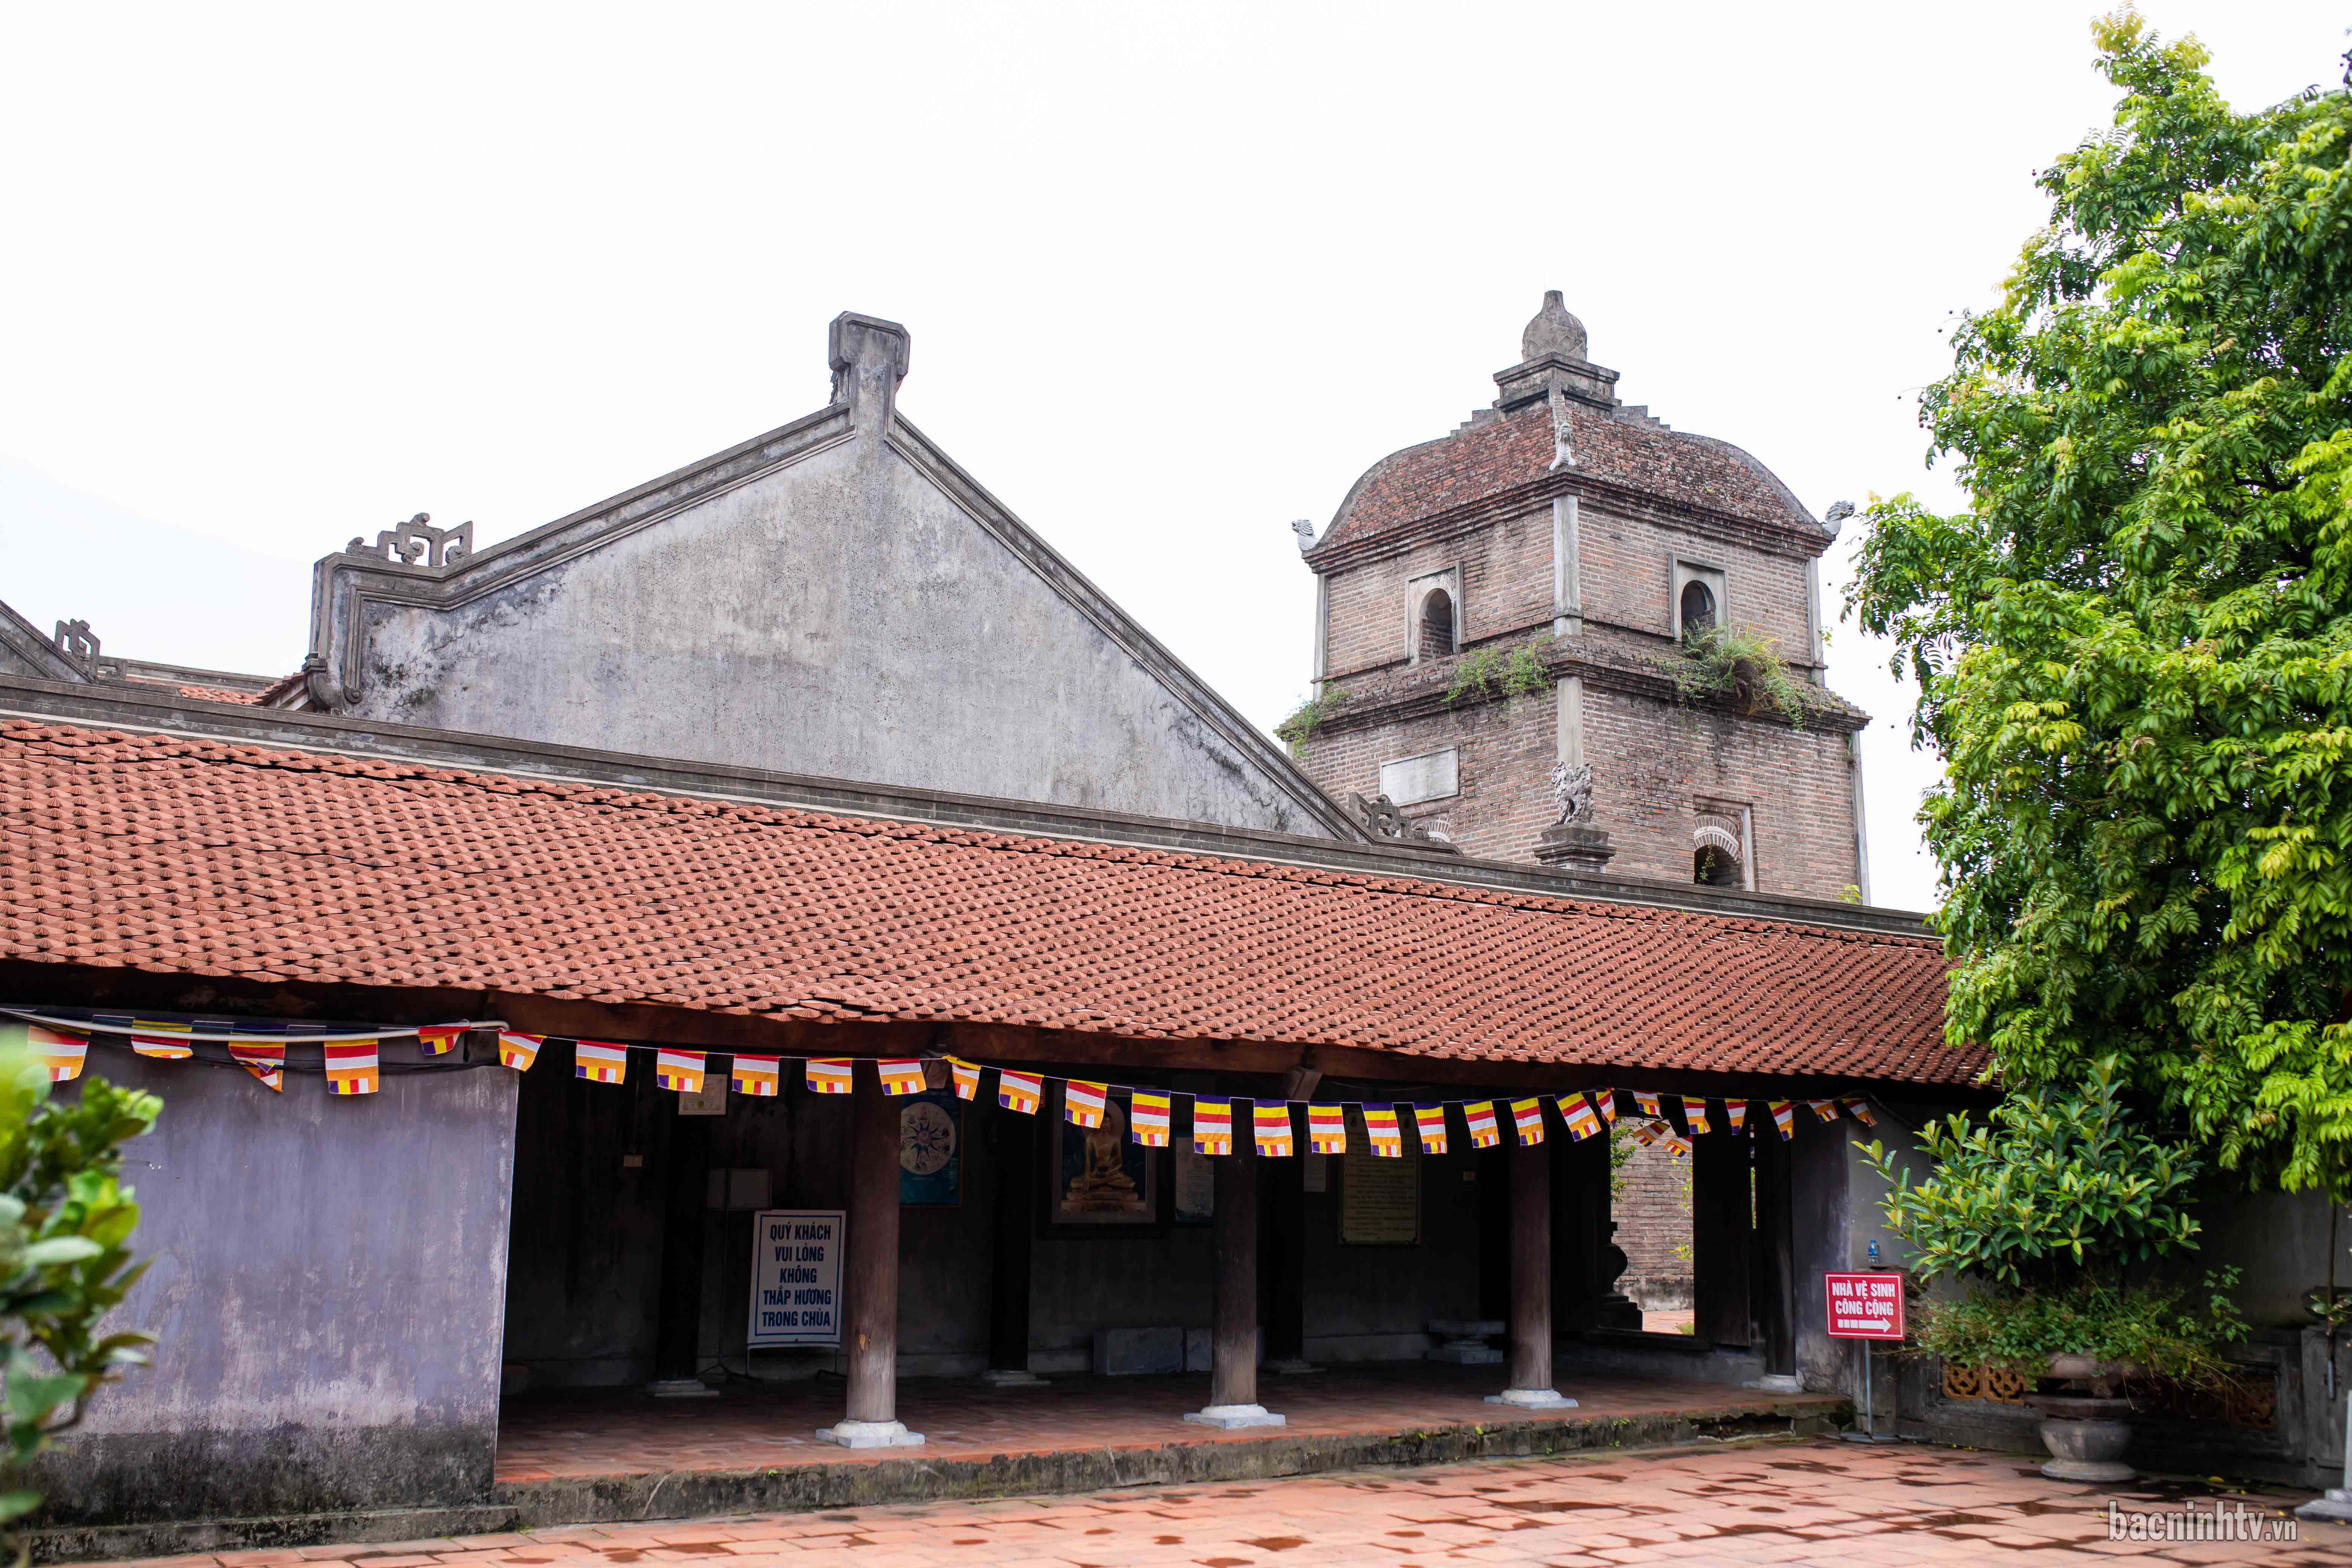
[819, 1076, 923, 1446]
[1507, 1136, 1553, 1392]
[982, 1106, 1043, 1384]
[648, 1101, 714, 1394]
[1692, 1121, 1754, 1348]
[1187, 1125, 1282, 1426]
[1752, 1106, 1797, 1378]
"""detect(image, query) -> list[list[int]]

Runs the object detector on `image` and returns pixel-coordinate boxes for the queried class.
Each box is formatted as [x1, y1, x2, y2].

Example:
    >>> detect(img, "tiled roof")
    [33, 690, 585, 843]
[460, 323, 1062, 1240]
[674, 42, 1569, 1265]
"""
[1316, 403, 1818, 554]
[0, 720, 1971, 1084]
[173, 685, 263, 706]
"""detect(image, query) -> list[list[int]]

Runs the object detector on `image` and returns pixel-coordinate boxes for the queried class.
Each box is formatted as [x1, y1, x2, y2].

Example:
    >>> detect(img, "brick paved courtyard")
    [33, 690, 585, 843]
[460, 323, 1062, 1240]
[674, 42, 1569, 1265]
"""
[83, 1439, 2350, 1567]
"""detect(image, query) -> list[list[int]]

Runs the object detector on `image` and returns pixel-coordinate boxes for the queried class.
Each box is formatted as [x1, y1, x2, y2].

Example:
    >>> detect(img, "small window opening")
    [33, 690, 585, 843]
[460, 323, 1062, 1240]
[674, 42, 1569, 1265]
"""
[1679, 579, 1717, 635]
[1694, 817, 1744, 887]
[1418, 588, 1455, 660]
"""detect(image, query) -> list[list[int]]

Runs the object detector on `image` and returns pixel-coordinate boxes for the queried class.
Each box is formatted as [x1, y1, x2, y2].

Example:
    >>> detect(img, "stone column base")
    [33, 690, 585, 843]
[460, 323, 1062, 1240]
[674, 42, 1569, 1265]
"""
[1534, 823, 1616, 874]
[815, 1419, 926, 1448]
[979, 1368, 1048, 1387]
[1485, 1388, 1578, 1409]
[1184, 1404, 1286, 1429]
[646, 1378, 719, 1399]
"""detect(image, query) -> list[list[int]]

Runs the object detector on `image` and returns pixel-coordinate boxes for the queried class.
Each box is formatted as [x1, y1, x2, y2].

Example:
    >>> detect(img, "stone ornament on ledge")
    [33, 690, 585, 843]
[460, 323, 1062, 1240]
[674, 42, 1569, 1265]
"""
[346, 513, 473, 570]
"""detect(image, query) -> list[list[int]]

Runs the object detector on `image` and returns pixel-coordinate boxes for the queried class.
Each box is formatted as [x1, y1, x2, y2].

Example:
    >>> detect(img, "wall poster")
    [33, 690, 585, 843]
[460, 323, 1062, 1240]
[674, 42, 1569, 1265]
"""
[747, 1208, 844, 1347]
[898, 1089, 962, 1205]
[1338, 1109, 1421, 1245]
[1045, 1084, 1161, 1231]
[1172, 1135, 1213, 1226]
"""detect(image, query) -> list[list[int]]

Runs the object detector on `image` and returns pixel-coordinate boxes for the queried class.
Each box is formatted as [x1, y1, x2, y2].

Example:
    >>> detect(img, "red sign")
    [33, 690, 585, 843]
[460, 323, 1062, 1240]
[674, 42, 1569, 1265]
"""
[1825, 1271, 1906, 1339]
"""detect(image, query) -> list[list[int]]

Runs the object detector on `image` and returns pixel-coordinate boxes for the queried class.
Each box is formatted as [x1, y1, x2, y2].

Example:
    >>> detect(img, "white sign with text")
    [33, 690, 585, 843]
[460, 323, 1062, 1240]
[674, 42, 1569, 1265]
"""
[747, 1208, 845, 1348]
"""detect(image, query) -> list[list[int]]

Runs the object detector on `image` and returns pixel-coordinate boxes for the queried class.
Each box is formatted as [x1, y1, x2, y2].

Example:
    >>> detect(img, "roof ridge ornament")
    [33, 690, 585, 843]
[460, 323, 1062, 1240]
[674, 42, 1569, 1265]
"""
[1493, 290, 1619, 414]
[828, 311, 911, 445]
[1522, 289, 1588, 363]
[51, 618, 99, 674]
[346, 513, 472, 570]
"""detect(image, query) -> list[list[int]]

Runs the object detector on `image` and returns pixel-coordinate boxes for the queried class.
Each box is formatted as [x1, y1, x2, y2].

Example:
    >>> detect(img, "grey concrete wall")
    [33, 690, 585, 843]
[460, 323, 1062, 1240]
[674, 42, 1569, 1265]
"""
[332, 432, 1334, 837]
[35, 1043, 519, 1527]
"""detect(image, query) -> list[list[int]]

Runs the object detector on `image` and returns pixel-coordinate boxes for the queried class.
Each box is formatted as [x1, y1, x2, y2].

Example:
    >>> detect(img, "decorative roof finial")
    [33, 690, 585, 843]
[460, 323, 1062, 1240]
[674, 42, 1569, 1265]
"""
[1521, 289, 1588, 364]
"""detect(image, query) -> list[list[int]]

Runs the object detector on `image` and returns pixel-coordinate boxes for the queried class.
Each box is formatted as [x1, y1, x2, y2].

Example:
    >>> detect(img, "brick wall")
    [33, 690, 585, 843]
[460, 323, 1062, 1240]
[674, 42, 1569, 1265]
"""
[1612, 1132, 1691, 1296]
[1577, 501, 1814, 658]
[1321, 507, 1552, 678]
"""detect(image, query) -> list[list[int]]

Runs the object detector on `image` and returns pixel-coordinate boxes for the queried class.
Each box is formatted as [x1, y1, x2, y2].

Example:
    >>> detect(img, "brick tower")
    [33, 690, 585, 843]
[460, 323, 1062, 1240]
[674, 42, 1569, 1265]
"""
[1290, 292, 1871, 902]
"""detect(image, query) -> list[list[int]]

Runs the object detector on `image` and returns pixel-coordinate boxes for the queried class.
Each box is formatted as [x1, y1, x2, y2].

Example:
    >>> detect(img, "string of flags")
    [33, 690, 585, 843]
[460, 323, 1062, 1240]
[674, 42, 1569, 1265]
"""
[0, 1006, 1886, 1147]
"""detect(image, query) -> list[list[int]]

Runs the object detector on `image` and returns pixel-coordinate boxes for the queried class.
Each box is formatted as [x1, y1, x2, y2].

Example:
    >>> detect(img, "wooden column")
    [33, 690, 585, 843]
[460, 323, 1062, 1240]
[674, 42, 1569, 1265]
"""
[820, 1076, 922, 1446]
[982, 1107, 1042, 1384]
[648, 1102, 714, 1393]
[1507, 1136, 1553, 1392]
[1187, 1127, 1281, 1426]
[1692, 1121, 1754, 1348]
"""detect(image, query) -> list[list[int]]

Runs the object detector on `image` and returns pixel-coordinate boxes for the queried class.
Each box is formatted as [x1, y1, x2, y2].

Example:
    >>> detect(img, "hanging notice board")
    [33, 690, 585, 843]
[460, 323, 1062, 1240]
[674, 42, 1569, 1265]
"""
[747, 1208, 845, 1348]
[1338, 1113, 1421, 1245]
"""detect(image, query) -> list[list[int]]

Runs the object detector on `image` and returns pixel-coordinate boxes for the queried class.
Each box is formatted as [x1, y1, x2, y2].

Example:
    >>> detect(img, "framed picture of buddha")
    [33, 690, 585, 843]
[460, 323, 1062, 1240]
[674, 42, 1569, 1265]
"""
[1042, 1083, 1163, 1233]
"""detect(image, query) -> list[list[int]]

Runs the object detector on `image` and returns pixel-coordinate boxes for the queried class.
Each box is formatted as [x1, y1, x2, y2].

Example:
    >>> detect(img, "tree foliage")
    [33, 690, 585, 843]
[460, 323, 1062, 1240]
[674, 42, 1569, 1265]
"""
[1847, 12, 2352, 1195]
[0, 1041, 158, 1540]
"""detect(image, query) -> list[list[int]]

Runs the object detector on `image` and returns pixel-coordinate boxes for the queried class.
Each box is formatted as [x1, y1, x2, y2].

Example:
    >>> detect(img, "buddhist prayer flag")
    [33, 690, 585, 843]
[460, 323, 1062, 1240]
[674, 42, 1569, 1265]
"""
[731, 1054, 781, 1096]
[1511, 1097, 1545, 1146]
[1591, 1088, 1619, 1126]
[1065, 1080, 1109, 1128]
[1465, 1101, 1501, 1148]
[418, 1024, 466, 1056]
[1770, 1100, 1795, 1140]
[1253, 1101, 1294, 1157]
[1679, 1096, 1710, 1136]
[130, 1020, 193, 1060]
[1193, 1097, 1234, 1155]
[325, 1039, 379, 1095]
[1807, 1098, 1839, 1123]
[1559, 1094, 1603, 1141]
[1840, 1096, 1877, 1127]
[1725, 1100, 1747, 1133]
[1412, 1103, 1449, 1156]
[1307, 1103, 1348, 1155]
[654, 1049, 707, 1093]
[877, 1058, 927, 1096]
[1634, 1090, 1661, 1117]
[497, 1031, 542, 1071]
[1666, 1135, 1692, 1159]
[806, 1058, 853, 1095]
[1631, 1119, 1666, 1147]
[948, 1057, 982, 1101]
[228, 1039, 284, 1092]
[1364, 1104, 1404, 1157]
[1131, 1090, 1172, 1146]
[27, 1025, 85, 1083]
[997, 1069, 1043, 1114]
[576, 1040, 630, 1086]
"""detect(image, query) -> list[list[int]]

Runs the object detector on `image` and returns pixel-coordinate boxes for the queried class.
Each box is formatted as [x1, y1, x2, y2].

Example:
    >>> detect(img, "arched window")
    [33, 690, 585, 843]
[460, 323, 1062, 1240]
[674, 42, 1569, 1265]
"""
[1418, 588, 1456, 660]
[1694, 818, 1744, 887]
[1679, 579, 1717, 636]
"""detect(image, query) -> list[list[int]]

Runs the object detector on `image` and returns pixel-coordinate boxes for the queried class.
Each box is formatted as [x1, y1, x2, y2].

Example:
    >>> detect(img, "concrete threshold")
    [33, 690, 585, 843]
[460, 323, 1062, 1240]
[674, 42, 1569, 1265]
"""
[29, 1393, 1847, 1564]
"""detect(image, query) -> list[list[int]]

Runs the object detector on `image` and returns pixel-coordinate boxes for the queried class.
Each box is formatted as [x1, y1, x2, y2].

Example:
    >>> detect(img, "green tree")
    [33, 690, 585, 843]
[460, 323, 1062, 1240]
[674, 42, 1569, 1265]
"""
[1848, 12, 2352, 1196]
[0, 1037, 158, 1547]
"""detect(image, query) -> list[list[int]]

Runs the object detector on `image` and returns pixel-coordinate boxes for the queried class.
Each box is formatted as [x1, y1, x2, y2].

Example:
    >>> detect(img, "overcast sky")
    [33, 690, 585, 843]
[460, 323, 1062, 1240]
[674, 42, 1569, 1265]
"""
[2, 3, 2341, 911]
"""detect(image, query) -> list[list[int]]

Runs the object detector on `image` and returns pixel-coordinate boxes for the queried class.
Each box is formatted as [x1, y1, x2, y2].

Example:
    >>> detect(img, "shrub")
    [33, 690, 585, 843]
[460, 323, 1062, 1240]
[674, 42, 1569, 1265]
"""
[1670, 625, 1807, 727]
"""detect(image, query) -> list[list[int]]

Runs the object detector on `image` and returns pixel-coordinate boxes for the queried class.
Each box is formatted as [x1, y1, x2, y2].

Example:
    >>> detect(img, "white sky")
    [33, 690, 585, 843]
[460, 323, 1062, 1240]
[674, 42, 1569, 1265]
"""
[1, 3, 2341, 912]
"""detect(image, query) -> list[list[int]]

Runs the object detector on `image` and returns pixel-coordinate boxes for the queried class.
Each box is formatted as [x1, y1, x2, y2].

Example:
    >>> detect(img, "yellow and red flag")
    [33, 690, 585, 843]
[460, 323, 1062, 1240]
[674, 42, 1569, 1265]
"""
[1364, 1104, 1404, 1158]
[1412, 1103, 1449, 1155]
[654, 1049, 706, 1093]
[575, 1040, 629, 1086]
[418, 1024, 466, 1056]
[1307, 1103, 1348, 1154]
[1192, 1096, 1234, 1155]
[1253, 1102, 1294, 1157]
[325, 1039, 379, 1095]
[1725, 1100, 1747, 1133]
[26, 1025, 85, 1083]
[1679, 1096, 1710, 1136]
[997, 1069, 1043, 1114]
[1465, 1101, 1501, 1148]
[497, 1031, 542, 1071]
[1131, 1090, 1172, 1146]
[947, 1057, 982, 1101]
[1065, 1080, 1109, 1127]
[806, 1059, 853, 1095]
[1590, 1088, 1619, 1126]
[130, 1020, 193, 1060]
[877, 1058, 927, 1096]
[1839, 1096, 1877, 1127]
[1559, 1094, 1603, 1141]
[1511, 1097, 1545, 1146]
[731, 1054, 780, 1096]
[1634, 1090, 1661, 1117]
[228, 1038, 284, 1092]
[1806, 1098, 1839, 1122]
[1769, 1100, 1795, 1140]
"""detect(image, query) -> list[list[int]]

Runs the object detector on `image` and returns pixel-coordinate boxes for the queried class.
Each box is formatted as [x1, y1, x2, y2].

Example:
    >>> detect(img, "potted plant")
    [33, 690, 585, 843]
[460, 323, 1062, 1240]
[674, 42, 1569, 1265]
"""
[1859, 1057, 2248, 1482]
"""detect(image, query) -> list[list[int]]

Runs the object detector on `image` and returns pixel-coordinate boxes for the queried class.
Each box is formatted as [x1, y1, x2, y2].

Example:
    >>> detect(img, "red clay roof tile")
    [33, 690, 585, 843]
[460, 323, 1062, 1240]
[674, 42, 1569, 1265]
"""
[0, 719, 1971, 1083]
